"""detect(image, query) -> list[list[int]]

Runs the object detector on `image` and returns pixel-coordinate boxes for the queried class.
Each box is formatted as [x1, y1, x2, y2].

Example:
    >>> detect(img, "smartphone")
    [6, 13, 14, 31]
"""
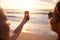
[24, 11, 29, 17]
[24, 11, 29, 20]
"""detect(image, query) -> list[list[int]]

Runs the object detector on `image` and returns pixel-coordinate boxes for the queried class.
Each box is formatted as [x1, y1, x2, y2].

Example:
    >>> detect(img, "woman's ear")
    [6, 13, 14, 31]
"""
[48, 12, 52, 19]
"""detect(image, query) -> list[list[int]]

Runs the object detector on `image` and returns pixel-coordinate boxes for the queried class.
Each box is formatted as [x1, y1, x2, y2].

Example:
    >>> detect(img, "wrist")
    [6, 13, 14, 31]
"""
[20, 21, 25, 25]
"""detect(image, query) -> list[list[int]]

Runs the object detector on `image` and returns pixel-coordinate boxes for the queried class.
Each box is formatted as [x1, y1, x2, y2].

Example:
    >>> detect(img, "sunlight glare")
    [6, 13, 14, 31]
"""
[1, 0, 54, 11]
[20, 0, 35, 11]
[1, 0, 36, 11]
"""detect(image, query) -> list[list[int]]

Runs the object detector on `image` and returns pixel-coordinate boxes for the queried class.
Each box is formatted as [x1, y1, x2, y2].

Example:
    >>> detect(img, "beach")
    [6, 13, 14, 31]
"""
[1, 0, 58, 40]
[10, 22, 58, 40]
[7, 13, 58, 40]
[17, 32, 57, 40]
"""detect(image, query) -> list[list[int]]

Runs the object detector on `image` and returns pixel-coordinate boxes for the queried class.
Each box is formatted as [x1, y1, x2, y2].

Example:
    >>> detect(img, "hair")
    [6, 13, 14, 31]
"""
[54, 1, 60, 13]
[0, 7, 10, 40]
[0, 7, 8, 22]
[56, 1, 60, 12]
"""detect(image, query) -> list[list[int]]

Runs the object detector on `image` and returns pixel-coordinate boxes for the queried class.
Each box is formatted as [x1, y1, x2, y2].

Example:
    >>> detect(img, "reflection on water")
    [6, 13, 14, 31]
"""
[8, 13, 48, 33]
[8, 13, 48, 24]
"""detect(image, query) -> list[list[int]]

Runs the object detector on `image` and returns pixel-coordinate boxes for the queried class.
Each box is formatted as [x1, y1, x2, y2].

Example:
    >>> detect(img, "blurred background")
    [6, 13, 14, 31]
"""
[0, 0, 59, 34]
[0, 0, 59, 40]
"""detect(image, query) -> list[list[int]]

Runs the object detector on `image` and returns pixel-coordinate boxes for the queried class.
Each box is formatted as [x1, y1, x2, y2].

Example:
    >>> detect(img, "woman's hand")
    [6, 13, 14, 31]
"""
[22, 16, 29, 24]
[22, 11, 30, 24]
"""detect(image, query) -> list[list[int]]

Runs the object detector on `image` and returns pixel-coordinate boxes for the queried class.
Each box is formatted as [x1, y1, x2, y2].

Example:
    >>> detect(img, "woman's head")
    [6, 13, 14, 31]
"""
[54, 1, 60, 15]
[0, 7, 7, 21]
[56, 1, 60, 12]
[0, 7, 10, 26]
[0, 7, 10, 39]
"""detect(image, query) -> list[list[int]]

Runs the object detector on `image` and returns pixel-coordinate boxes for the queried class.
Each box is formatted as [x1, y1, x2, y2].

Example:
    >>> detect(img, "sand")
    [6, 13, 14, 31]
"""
[9, 21, 58, 40]
[16, 32, 58, 40]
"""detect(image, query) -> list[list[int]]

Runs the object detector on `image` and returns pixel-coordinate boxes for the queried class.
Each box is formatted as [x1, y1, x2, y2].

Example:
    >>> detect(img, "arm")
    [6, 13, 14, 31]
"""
[10, 16, 29, 40]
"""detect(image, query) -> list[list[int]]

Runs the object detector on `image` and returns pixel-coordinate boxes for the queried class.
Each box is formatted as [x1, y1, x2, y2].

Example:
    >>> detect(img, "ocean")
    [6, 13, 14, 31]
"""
[7, 13, 48, 32]
[8, 13, 48, 24]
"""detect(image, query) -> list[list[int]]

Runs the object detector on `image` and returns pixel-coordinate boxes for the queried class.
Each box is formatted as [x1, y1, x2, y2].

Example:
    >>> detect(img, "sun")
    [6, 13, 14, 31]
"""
[20, 0, 34, 10]
[20, 2, 34, 11]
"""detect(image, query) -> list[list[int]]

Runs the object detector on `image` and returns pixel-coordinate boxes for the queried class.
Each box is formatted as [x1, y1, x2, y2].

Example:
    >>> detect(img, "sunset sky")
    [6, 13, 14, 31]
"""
[0, 0, 58, 10]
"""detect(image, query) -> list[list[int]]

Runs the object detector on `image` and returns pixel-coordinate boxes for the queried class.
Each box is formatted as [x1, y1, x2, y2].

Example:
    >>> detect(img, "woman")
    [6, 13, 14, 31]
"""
[49, 1, 60, 40]
[0, 7, 29, 40]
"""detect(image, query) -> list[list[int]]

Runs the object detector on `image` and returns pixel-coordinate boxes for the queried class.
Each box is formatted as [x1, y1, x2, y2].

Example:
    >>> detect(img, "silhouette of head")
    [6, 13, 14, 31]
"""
[0, 7, 10, 25]
[56, 1, 60, 12]
[0, 7, 10, 40]
[54, 1, 60, 15]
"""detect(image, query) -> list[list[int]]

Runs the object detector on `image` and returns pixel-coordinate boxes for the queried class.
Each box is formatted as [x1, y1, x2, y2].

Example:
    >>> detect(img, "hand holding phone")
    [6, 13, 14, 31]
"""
[24, 11, 29, 20]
